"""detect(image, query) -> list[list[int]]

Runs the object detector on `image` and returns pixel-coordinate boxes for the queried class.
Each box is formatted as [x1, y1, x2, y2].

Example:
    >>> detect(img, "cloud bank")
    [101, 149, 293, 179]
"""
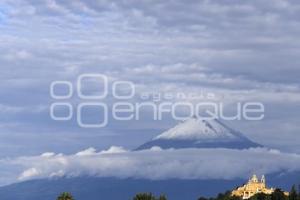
[0, 0, 299, 172]
[0, 146, 299, 186]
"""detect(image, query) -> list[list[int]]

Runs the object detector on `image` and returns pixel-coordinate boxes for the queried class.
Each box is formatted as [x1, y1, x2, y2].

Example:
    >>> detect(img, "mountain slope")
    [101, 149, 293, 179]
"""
[0, 172, 298, 200]
[0, 177, 243, 200]
[136, 118, 262, 150]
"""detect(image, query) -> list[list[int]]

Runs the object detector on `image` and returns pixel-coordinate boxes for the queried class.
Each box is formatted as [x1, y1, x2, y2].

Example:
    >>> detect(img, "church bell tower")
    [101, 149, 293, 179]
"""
[261, 175, 266, 185]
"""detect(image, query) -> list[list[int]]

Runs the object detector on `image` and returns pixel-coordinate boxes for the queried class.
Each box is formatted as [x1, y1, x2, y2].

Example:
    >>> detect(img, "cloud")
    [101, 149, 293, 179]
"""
[0, 0, 299, 170]
[75, 147, 97, 156]
[0, 146, 299, 186]
[18, 167, 40, 180]
[0, 103, 46, 114]
[99, 146, 127, 154]
[75, 146, 127, 156]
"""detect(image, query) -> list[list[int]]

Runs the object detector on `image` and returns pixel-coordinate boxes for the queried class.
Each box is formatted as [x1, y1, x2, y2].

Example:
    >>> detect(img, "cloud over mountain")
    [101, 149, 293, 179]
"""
[0, 0, 299, 182]
[0, 146, 299, 186]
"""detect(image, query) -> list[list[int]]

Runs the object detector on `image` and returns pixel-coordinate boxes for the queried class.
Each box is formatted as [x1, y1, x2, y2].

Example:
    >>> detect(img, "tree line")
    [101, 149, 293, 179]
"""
[55, 192, 167, 200]
[55, 185, 300, 200]
[198, 185, 300, 200]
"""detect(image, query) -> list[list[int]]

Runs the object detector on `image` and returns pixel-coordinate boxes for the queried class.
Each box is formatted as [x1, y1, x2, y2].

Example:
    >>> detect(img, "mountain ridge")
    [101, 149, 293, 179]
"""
[136, 118, 262, 150]
[0, 171, 299, 200]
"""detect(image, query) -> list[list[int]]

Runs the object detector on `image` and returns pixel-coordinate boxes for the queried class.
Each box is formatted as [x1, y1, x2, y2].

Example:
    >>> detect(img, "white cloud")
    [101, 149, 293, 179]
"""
[76, 147, 97, 156]
[41, 152, 56, 157]
[99, 146, 127, 154]
[0, 0, 299, 182]
[0, 104, 46, 114]
[149, 146, 163, 151]
[75, 146, 127, 156]
[18, 167, 40, 180]
[0, 146, 299, 186]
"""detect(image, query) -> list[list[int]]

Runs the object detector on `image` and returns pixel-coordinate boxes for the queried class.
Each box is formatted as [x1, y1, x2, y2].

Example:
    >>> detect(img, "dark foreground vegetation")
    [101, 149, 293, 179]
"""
[133, 193, 167, 200]
[198, 185, 300, 200]
[55, 185, 300, 200]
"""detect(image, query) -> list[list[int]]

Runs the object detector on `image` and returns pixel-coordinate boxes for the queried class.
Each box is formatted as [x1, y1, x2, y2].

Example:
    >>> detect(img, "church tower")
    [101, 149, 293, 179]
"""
[231, 174, 288, 199]
[251, 174, 258, 183]
[261, 175, 266, 183]
[261, 175, 266, 185]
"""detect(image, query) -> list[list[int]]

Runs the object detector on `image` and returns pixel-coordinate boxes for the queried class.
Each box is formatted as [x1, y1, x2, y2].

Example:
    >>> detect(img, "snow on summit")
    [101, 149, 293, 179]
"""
[155, 117, 238, 141]
[136, 117, 262, 150]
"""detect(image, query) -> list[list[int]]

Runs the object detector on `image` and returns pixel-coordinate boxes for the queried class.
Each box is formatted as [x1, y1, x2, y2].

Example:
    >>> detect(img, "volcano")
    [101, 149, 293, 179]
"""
[136, 117, 262, 150]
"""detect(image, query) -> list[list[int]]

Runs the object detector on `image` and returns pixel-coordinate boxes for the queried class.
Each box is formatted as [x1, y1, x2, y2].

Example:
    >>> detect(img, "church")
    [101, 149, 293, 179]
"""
[231, 174, 288, 199]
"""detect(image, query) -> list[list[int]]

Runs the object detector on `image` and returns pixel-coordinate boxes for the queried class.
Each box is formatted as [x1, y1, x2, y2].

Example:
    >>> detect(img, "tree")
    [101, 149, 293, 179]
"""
[215, 191, 240, 200]
[271, 189, 286, 200]
[56, 192, 74, 200]
[250, 192, 270, 200]
[229, 195, 242, 200]
[198, 197, 208, 200]
[289, 185, 298, 200]
[197, 190, 241, 200]
[133, 193, 167, 200]
[298, 185, 300, 200]
[133, 193, 156, 200]
[217, 192, 226, 200]
[157, 195, 167, 200]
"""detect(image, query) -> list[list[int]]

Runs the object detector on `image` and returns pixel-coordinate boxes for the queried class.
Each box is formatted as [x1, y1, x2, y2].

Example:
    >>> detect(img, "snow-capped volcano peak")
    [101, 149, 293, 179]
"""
[155, 117, 238, 141]
[136, 117, 262, 150]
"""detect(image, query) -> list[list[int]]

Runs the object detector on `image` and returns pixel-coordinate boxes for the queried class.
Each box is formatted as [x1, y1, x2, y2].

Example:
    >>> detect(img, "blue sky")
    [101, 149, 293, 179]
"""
[0, 0, 300, 159]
